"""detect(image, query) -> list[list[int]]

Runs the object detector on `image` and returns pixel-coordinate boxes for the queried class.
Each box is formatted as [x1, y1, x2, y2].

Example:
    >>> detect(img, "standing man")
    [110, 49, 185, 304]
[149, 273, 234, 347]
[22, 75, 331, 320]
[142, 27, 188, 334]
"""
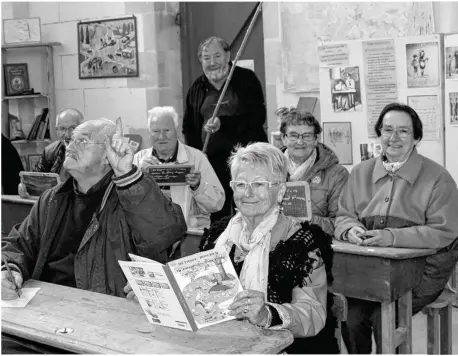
[182, 36, 268, 222]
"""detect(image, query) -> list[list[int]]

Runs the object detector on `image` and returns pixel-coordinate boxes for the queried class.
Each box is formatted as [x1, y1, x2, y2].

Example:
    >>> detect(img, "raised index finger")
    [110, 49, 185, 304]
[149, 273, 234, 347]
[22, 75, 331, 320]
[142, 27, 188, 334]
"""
[115, 116, 123, 136]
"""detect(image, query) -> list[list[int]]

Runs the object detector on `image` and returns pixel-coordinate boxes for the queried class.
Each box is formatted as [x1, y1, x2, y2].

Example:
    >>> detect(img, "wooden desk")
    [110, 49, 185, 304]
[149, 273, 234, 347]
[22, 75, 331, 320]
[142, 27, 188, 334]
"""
[331, 240, 436, 354]
[1, 195, 35, 235]
[2, 280, 293, 354]
[332, 89, 356, 111]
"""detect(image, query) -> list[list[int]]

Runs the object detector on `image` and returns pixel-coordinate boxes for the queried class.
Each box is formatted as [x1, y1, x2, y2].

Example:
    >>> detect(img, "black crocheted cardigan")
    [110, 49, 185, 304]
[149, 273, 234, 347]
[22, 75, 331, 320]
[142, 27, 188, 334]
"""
[199, 215, 339, 354]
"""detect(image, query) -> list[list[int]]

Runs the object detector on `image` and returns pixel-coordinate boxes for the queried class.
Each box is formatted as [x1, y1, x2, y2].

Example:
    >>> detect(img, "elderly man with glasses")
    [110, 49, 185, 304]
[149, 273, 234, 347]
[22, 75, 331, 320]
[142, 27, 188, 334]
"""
[18, 108, 84, 198]
[2, 118, 187, 308]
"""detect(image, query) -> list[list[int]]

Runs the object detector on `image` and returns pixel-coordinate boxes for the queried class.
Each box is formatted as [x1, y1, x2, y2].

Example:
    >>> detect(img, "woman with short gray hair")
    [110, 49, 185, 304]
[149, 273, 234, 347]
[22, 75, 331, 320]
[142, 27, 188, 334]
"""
[200, 142, 339, 354]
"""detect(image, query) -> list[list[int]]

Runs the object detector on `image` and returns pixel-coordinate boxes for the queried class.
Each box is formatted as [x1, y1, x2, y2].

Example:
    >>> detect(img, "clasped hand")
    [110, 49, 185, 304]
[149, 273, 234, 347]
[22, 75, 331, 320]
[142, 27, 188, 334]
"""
[203, 117, 221, 134]
[347, 226, 394, 247]
[228, 289, 269, 326]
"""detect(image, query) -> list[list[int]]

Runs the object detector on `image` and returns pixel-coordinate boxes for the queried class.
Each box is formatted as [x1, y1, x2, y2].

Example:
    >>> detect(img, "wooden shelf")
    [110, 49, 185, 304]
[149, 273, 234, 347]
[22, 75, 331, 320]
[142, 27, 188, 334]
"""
[2, 41, 61, 50]
[3, 94, 48, 101]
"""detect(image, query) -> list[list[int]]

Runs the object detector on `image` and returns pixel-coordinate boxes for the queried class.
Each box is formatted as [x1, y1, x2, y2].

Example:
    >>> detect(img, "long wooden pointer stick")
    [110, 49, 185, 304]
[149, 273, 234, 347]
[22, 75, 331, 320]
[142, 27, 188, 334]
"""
[202, 2, 263, 154]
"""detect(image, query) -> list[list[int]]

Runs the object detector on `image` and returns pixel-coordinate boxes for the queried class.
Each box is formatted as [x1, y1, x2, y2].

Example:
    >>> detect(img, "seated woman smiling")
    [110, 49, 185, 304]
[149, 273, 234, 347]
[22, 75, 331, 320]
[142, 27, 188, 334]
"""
[200, 142, 339, 354]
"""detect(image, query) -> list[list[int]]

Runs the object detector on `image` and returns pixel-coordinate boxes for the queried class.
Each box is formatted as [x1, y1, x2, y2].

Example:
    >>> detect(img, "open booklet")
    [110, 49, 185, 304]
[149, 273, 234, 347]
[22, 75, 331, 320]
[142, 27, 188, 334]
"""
[118, 247, 243, 331]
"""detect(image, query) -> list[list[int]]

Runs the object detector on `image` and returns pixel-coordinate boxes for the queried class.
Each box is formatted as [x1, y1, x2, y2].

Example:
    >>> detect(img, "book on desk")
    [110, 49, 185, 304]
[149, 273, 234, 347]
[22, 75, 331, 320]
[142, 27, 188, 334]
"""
[118, 247, 242, 331]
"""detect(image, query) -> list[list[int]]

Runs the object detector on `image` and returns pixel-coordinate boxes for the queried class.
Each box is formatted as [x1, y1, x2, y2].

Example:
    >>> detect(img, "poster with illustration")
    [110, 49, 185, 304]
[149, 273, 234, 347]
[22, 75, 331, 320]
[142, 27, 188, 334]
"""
[445, 47, 458, 80]
[449, 92, 458, 126]
[323, 122, 353, 165]
[329, 66, 362, 112]
[406, 42, 439, 88]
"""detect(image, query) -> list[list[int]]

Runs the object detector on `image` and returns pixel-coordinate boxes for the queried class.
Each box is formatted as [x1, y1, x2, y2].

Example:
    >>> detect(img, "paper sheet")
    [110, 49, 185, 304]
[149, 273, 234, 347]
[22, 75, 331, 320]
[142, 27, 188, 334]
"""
[1, 288, 40, 308]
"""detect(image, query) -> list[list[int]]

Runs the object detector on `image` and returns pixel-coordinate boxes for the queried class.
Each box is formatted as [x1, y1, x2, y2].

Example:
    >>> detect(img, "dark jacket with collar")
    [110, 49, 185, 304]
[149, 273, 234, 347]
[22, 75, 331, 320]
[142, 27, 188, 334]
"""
[35, 140, 65, 174]
[182, 65, 268, 154]
[2, 169, 187, 297]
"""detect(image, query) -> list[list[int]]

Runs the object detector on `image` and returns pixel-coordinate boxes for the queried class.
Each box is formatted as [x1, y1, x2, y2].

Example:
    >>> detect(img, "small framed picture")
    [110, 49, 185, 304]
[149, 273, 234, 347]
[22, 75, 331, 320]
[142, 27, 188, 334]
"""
[322, 122, 353, 165]
[3, 63, 30, 96]
[3, 18, 41, 44]
[28, 154, 42, 172]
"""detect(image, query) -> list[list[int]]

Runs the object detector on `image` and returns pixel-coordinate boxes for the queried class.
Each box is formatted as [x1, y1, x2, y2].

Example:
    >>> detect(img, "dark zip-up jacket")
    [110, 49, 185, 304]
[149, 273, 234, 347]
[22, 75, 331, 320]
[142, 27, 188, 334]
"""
[2, 168, 187, 297]
[182, 64, 268, 153]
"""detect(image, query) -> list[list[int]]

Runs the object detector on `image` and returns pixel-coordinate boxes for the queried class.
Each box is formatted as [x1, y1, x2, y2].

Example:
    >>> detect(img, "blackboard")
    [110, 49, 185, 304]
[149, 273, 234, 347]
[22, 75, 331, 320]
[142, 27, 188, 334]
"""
[145, 164, 193, 186]
[282, 182, 312, 221]
[19, 172, 60, 198]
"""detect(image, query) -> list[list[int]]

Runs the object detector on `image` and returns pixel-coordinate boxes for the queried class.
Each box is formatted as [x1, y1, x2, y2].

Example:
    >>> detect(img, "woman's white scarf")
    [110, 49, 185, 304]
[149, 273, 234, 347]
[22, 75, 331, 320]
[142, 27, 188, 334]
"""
[215, 207, 280, 300]
[285, 148, 317, 181]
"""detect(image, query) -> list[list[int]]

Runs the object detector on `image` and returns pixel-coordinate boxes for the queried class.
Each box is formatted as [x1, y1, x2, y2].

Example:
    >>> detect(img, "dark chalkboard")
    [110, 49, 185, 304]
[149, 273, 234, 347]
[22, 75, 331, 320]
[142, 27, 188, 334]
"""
[145, 164, 193, 186]
[282, 181, 312, 221]
[19, 172, 61, 198]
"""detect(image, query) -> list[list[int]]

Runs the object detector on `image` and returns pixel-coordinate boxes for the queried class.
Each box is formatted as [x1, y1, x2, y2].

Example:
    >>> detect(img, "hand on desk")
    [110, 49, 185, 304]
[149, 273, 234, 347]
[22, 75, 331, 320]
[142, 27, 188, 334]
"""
[18, 183, 30, 199]
[228, 289, 269, 327]
[361, 229, 394, 247]
[124, 282, 139, 303]
[347, 226, 366, 245]
[1, 270, 23, 300]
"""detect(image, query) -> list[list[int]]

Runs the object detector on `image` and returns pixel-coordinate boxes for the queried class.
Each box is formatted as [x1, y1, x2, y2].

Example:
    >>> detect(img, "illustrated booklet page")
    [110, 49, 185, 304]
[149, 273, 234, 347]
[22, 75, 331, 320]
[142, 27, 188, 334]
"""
[119, 247, 243, 331]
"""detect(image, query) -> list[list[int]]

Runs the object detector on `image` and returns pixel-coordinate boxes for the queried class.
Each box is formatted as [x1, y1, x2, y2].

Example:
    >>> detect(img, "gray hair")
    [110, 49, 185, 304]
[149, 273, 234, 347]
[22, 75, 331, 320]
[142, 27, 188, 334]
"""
[229, 142, 288, 182]
[197, 36, 230, 60]
[147, 106, 179, 131]
[85, 118, 116, 142]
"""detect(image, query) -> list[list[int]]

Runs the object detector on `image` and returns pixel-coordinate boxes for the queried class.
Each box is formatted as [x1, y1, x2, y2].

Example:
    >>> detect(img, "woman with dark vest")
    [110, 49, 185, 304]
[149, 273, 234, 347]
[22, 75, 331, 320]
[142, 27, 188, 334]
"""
[200, 142, 339, 354]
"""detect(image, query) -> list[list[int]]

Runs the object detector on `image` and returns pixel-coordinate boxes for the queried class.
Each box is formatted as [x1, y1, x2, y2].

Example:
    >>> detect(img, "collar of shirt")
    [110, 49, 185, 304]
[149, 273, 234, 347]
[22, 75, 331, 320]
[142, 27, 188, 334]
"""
[73, 170, 113, 196]
[152, 142, 179, 163]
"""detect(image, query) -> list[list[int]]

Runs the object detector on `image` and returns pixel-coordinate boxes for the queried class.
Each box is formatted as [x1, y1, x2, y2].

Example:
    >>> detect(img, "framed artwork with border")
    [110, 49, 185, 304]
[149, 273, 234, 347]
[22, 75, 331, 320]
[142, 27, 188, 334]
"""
[322, 122, 353, 165]
[2, 17, 41, 44]
[3, 63, 30, 96]
[77, 16, 139, 79]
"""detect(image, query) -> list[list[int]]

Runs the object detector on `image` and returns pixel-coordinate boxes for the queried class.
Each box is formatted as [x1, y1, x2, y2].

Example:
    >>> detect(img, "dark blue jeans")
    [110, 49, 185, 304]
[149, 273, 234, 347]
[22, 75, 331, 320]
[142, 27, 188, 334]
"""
[342, 238, 458, 354]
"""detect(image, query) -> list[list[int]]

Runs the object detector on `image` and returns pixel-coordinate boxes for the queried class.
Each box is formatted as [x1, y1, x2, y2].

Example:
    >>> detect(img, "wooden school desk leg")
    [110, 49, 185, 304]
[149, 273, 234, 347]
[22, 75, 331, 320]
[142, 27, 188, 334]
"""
[380, 301, 396, 354]
[440, 304, 452, 355]
[397, 290, 412, 354]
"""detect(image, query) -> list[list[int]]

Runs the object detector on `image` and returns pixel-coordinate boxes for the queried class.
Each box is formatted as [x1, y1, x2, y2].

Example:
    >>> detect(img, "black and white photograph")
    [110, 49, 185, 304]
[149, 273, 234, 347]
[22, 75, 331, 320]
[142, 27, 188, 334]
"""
[446, 46, 458, 79]
[406, 41, 439, 88]
[449, 92, 458, 125]
[329, 66, 362, 112]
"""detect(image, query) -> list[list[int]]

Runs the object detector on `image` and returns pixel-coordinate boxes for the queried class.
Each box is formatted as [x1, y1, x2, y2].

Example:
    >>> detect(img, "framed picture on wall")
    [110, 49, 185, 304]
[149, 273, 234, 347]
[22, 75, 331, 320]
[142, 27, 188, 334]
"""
[77, 16, 139, 79]
[322, 122, 353, 165]
[3, 17, 41, 44]
[28, 154, 42, 172]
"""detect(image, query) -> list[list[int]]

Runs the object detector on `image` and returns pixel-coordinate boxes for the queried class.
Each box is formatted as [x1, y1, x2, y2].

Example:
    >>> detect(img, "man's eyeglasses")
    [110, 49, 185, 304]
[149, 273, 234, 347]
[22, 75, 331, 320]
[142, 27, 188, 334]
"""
[285, 132, 315, 142]
[56, 126, 78, 133]
[68, 137, 105, 150]
[230, 180, 281, 193]
[381, 127, 412, 139]
[151, 130, 172, 137]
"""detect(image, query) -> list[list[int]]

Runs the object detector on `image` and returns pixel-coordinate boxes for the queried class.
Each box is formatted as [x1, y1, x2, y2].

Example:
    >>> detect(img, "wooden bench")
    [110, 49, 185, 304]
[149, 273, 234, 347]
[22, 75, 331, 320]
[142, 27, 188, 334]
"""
[421, 288, 455, 354]
[331, 293, 348, 354]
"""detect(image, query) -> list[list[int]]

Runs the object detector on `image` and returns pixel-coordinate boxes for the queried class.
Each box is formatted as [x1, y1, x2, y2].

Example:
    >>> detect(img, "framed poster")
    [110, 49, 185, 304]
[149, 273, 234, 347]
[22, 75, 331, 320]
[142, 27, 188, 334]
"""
[406, 42, 439, 88]
[445, 46, 458, 80]
[2, 17, 41, 44]
[77, 16, 139, 79]
[3, 63, 30, 96]
[322, 122, 353, 165]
